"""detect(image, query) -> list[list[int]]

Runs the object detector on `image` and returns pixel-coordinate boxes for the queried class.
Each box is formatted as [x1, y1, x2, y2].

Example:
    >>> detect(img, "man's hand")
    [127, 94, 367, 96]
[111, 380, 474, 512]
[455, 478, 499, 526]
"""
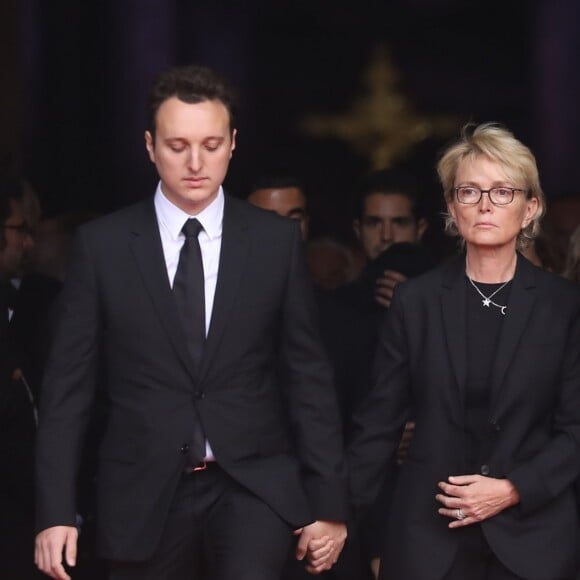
[375, 270, 408, 308]
[436, 474, 520, 528]
[294, 520, 347, 574]
[35, 525, 78, 580]
[370, 556, 380, 579]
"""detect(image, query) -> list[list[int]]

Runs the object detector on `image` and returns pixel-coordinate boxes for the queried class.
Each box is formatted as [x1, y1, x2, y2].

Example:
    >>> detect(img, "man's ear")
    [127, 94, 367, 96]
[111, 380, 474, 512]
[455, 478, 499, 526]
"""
[230, 128, 237, 158]
[417, 217, 428, 241]
[145, 131, 155, 163]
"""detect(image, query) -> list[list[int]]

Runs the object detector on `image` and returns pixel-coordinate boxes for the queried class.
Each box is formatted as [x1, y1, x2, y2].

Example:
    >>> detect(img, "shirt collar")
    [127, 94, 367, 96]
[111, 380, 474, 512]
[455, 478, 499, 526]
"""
[154, 183, 224, 241]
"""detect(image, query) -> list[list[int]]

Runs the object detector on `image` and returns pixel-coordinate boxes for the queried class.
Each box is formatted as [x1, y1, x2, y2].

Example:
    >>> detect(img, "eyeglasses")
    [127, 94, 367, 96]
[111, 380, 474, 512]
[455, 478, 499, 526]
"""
[454, 186, 527, 206]
[1, 223, 34, 236]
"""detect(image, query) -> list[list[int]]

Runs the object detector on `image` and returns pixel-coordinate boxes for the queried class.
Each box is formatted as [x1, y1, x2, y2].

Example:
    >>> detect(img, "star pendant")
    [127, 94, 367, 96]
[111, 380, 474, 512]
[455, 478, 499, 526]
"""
[482, 298, 491, 307]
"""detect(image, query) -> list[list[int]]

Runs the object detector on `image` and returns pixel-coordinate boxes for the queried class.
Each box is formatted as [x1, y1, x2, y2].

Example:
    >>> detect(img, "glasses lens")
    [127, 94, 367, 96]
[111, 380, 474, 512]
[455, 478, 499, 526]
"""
[489, 188, 514, 205]
[457, 187, 480, 204]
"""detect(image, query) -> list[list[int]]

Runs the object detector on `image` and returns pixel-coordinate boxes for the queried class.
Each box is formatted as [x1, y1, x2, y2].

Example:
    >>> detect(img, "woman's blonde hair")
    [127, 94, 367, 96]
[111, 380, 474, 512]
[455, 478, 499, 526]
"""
[437, 122, 545, 249]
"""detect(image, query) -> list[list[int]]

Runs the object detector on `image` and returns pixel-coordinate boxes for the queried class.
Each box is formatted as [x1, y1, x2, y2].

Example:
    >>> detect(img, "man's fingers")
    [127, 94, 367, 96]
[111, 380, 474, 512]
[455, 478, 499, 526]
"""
[35, 526, 77, 580]
[448, 474, 479, 485]
[65, 530, 77, 567]
[307, 535, 330, 552]
[295, 531, 311, 560]
[308, 539, 334, 564]
[381, 270, 408, 283]
[48, 540, 72, 580]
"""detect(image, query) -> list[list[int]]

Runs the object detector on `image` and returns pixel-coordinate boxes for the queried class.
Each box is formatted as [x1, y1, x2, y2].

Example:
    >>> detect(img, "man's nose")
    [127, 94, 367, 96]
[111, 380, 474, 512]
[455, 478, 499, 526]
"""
[380, 220, 393, 241]
[23, 231, 35, 250]
[188, 148, 202, 172]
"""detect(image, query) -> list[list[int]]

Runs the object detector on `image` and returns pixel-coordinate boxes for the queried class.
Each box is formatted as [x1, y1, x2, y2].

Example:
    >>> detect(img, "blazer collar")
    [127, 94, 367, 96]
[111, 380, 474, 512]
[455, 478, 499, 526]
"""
[489, 252, 537, 411]
[197, 196, 249, 382]
[441, 255, 468, 409]
[128, 199, 200, 382]
[440, 251, 537, 413]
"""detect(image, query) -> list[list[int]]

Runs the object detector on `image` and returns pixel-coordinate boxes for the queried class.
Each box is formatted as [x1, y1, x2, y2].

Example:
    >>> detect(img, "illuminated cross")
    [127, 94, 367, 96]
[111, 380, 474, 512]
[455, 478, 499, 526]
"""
[299, 43, 459, 169]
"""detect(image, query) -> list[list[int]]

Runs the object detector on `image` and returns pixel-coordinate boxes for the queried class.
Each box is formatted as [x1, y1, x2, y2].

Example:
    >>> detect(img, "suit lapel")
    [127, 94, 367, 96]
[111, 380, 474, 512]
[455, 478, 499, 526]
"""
[198, 196, 248, 381]
[489, 254, 536, 411]
[441, 256, 468, 410]
[128, 199, 199, 382]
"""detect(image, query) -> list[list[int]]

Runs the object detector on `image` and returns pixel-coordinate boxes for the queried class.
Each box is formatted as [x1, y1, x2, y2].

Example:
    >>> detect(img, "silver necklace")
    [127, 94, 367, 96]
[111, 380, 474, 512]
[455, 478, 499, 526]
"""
[466, 275, 509, 315]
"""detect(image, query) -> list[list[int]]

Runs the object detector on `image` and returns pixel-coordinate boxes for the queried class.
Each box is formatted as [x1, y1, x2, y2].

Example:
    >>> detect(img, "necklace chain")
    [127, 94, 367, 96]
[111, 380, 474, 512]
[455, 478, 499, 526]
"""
[466, 275, 509, 315]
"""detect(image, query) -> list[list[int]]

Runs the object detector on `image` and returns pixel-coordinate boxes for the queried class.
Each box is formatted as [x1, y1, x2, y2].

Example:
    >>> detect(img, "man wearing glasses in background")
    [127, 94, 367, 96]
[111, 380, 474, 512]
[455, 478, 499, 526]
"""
[0, 170, 61, 579]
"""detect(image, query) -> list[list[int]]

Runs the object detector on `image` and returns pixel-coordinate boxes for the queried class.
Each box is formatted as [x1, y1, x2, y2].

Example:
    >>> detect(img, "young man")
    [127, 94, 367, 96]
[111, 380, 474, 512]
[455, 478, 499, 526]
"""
[353, 168, 428, 307]
[247, 174, 310, 241]
[35, 65, 347, 580]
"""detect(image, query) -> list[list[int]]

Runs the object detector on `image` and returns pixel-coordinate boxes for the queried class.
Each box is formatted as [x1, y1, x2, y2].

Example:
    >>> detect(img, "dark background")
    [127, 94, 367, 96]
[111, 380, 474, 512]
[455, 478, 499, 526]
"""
[2, 0, 579, 242]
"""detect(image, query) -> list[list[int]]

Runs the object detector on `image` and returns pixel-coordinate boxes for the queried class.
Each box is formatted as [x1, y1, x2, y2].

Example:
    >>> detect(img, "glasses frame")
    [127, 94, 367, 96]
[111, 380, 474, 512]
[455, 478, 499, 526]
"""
[454, 186, 528, 206]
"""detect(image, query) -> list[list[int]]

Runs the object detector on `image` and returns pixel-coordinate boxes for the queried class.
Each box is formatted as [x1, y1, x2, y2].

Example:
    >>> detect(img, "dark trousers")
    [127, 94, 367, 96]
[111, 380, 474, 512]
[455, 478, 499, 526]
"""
[109, 464, 293, 580]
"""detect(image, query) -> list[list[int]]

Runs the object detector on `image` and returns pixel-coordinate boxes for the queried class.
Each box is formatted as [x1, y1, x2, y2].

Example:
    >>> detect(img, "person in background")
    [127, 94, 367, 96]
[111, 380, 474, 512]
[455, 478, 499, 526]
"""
[247, 174, 310, 240]
[543, 193, 580, 274]
[332, 169, 434, 578]
[562, 224, 580, 580]
[246, 172, 371, 579]
[352, 168, 428, 308]
[34, 64, 347, 580]
[0, 171, 60, 580]
[304, 236, 358, 291]
[348, 122, 580, 580]
[246, 173, 356, 290]
[562, 223, 580, 283]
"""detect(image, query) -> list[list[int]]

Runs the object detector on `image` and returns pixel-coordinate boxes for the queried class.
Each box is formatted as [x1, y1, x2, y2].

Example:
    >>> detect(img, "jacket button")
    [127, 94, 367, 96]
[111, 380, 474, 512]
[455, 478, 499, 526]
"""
[180, 444, 190, 455]
[480, 464, 490, 476]
[194, 391, 205, 400]
[489, 419, 501, 431]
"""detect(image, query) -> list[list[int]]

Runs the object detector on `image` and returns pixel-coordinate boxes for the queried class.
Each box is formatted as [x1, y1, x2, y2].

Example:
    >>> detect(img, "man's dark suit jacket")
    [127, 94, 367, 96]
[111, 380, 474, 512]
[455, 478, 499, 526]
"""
[348, 254, 580, 580]
[8, 272, 62, 398]
[36, 195, 348, 561]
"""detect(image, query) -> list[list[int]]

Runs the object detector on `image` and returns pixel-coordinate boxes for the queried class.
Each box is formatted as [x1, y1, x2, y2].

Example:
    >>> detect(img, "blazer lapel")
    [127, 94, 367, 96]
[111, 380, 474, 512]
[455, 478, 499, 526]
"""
[489, 253, 536, 411]
[128, 199, 199, 382]
[441, 256, 468, 410]
[198, 196, 248, 381]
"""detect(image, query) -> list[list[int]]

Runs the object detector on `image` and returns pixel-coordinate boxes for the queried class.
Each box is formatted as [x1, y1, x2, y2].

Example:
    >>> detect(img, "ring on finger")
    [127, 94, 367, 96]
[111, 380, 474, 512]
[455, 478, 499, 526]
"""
[456, 508, 466, 520]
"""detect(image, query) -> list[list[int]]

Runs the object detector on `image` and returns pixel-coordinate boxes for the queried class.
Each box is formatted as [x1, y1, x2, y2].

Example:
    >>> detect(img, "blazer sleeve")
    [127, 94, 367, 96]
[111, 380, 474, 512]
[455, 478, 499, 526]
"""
[507, 301, 580, 515]
[278, 223, 349, 521]
[35, 229, 101, 532]
[347, 287, 411, 516]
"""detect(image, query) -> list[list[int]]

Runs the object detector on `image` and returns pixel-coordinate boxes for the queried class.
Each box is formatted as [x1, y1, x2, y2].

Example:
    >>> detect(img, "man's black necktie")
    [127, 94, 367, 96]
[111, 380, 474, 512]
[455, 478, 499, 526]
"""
[173, 218, 207, 466]
[173, 218, 206, 372]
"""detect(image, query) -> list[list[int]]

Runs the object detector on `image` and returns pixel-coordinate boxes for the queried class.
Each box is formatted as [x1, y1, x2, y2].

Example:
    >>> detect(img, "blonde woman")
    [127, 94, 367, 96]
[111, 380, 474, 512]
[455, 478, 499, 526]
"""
[349, 123, 580, 580]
